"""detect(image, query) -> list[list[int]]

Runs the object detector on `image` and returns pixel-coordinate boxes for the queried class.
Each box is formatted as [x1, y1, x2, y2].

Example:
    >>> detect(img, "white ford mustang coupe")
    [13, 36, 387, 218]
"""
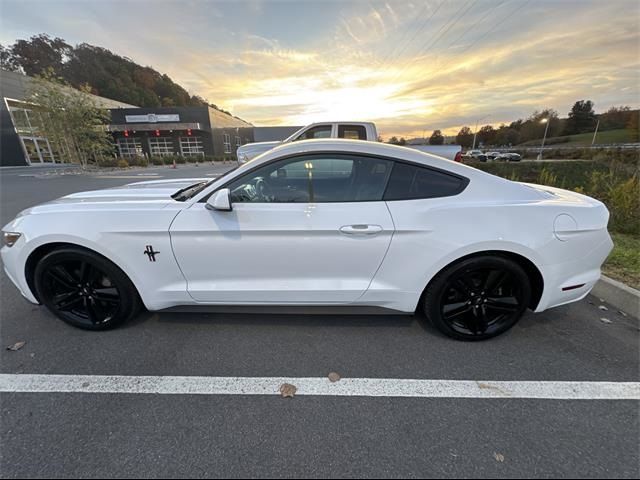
[2, 139, 613, 340]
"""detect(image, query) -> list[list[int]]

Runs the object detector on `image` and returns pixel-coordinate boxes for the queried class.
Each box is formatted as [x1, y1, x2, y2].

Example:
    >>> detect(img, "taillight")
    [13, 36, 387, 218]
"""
[454, 151, 463, 163]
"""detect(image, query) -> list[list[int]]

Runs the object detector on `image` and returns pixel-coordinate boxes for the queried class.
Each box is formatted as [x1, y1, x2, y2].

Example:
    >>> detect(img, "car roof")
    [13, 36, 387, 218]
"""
[195, 139, 532, 203]
[254, 138, 482, 177]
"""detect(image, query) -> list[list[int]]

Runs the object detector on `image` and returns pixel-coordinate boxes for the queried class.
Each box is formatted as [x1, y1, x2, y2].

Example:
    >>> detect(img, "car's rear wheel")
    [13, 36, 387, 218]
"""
[34, 248, 141, 330]
[423, 256, 531, 341]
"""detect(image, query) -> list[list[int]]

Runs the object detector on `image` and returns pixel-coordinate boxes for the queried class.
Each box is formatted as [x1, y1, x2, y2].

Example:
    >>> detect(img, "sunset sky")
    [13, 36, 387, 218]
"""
[1, 0, 639, 138]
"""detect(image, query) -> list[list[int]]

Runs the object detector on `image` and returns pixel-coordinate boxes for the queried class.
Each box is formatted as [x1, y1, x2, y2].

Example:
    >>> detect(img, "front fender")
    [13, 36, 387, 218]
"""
[3, 210, 191, 311]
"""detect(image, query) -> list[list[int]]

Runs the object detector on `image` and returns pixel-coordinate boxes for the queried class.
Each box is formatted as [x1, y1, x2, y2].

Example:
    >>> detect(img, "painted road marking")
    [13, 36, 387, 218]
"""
[1, 375, 638, 400]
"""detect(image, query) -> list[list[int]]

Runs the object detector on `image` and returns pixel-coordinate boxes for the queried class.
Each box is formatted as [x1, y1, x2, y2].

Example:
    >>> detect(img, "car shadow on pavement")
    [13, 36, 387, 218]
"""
[127, 309, 442, 333]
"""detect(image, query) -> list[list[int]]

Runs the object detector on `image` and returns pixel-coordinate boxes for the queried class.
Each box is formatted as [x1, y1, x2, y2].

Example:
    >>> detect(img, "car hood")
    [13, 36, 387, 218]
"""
[238, 141, 281, 151]
[16, 178, 210, 216]
[237, 141, 281, 161]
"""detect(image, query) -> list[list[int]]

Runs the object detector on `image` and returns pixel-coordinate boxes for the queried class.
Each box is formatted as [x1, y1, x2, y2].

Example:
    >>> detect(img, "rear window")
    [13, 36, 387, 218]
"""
[384, 163, 467, 200]
[338, 125, 367, 140]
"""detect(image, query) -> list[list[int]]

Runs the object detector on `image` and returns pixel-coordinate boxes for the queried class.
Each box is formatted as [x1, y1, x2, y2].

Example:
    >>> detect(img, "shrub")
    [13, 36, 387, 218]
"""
[150, 156, 164, 165]
[600, 175, 639, 235]
[127, 156, 148, 167]
[96, 156, 118, 168]
[117, 159, 130, 169]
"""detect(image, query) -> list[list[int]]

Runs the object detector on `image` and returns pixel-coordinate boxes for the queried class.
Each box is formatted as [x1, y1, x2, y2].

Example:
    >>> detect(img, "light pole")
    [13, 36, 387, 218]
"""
[591, 118, 600, 146]
[537, 118, 550, 160]
[472, 115, 490, 149]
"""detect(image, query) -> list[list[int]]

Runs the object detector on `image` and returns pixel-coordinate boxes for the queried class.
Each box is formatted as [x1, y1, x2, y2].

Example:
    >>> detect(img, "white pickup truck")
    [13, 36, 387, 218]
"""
[237, 122, 377, 163]
[237, 121, 462, 163]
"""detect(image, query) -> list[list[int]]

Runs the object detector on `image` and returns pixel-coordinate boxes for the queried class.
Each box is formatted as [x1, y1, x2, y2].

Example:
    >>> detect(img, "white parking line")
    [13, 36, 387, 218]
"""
[1, 375, 638, 400]
[92, 175, 163, 179]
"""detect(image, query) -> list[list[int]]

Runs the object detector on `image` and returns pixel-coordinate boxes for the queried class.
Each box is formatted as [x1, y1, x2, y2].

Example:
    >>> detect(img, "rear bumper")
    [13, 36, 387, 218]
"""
[535, 233, 613, 312]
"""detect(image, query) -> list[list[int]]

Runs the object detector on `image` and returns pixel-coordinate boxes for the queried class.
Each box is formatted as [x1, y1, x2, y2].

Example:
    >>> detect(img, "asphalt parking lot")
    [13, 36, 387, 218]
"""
[1, 164, 639, 478]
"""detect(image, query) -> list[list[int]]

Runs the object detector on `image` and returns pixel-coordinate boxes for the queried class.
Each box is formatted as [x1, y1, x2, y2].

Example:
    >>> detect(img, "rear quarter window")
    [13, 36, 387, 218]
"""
[384, 162, 467, 200]
[338, 125, 367, 140]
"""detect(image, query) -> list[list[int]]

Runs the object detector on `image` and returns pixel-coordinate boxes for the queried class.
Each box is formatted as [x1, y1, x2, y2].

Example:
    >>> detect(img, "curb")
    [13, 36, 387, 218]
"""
[591, 275, 640, 319]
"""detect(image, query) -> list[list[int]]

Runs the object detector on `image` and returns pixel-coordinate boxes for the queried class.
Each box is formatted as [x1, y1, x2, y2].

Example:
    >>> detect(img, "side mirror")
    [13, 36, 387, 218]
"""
[206, 188, 232, 211]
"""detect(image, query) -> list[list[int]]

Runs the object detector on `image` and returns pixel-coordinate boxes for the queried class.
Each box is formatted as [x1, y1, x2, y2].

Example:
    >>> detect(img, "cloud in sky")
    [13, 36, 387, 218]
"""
[1, 0, 638, 138]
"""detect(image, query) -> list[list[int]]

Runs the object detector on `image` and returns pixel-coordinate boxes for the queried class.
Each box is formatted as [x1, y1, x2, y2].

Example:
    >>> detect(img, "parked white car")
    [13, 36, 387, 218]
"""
[237, 122, 378, 163]
[2, 139, 612, 340]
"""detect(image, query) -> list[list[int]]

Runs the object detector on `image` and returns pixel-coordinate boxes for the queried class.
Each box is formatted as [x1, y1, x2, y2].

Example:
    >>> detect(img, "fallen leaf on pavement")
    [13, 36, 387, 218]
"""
[600, 318, 612, 324]
[618, 311, 628, 317]
[6, 341, 25, 351]
[598, 305, 608, 311]
[328, 372, 341, 383]
[494, 452, 505, 463]
[279, 383, 297, 398]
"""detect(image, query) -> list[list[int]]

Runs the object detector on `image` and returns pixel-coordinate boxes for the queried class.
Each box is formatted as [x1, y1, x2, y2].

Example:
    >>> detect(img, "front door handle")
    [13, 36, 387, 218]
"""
[339, 224, 383, 235]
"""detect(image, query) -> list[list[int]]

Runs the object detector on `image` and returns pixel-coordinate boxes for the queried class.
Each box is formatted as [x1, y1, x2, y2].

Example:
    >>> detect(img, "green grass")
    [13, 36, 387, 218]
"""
[518, 128, 633, 147]
[471, 160, 615, 190]
[604, 233, 640, 290]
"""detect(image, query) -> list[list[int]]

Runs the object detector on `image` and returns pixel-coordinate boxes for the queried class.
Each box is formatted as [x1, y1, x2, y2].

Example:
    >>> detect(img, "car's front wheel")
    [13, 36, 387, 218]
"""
[34, 248, 141, 330]
[423, 256, 531, 341]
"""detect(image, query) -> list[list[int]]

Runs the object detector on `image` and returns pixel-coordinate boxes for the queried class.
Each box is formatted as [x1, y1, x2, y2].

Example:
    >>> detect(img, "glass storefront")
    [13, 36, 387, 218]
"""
[6, 100, 58, 164]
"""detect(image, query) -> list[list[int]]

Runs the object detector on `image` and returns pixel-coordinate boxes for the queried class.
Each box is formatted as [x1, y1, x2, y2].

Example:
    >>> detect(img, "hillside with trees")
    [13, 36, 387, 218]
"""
[452, 102, 638, 148]
[0, 34, 237, 117]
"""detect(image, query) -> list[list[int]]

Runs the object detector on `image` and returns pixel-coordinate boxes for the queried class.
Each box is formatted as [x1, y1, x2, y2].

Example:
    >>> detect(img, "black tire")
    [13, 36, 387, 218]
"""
[34, 247, 141, 331]
[423, 256, 531, 341]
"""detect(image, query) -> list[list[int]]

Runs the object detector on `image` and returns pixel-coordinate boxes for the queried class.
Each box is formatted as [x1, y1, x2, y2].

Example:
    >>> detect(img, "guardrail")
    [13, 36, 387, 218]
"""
[489, 143, 640, 152]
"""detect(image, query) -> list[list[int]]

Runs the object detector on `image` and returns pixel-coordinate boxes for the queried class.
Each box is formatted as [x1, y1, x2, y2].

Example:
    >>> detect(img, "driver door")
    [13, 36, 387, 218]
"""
[170, 154, 395, 304]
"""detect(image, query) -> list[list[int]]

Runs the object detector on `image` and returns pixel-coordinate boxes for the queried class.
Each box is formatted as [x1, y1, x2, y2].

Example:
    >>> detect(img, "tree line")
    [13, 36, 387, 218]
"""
[0, 34, 240, 118]
[443, 102, 638, 148]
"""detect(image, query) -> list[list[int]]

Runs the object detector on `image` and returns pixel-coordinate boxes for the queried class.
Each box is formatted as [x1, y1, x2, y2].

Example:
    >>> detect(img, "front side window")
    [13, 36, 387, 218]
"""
[226, 154, 393, 203]
[292, 125, 332, 141]
[384, 163, 466, 200]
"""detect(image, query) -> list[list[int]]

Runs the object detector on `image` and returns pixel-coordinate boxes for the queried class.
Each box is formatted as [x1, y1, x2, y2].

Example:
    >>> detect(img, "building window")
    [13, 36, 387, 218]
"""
[117, 137, 143, 157]
[179, 136, 204, 157]
[235, 136, 241, 147]
[223, 133, 232, 154]
[148, 137, 174, 156]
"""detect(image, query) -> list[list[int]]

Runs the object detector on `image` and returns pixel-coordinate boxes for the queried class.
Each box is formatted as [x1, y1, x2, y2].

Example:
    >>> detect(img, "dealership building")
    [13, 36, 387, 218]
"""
[108, 107, 253, 160]
[1, 69, 135, 166]
[0, 69, 274, 166]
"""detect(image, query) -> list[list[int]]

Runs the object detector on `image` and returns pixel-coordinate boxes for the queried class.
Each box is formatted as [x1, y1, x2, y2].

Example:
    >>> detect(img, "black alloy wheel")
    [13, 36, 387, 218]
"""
[34, 248, 141, 330]
[424, 256, 531, 341]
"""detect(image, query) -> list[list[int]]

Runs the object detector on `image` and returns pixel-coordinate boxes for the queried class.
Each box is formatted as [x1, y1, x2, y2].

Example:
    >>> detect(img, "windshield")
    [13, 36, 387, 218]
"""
[283, 125, 309, 143]
[171, 167, 239, 201]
